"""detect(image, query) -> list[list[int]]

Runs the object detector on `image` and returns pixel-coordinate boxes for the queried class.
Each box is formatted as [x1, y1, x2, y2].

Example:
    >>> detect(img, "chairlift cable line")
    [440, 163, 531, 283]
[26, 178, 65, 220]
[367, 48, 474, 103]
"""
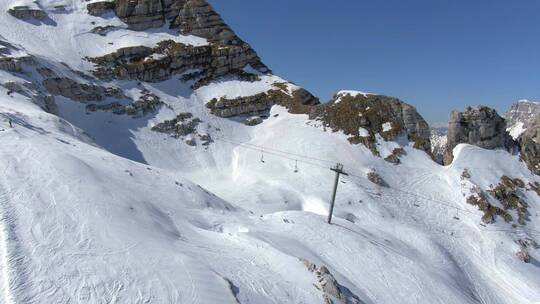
[214, 136, 540, 236]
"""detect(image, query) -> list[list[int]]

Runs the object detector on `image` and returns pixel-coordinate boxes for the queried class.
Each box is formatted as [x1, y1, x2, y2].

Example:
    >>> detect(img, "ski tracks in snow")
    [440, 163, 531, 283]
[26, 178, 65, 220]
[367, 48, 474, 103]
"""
[0, 183, 30, 304]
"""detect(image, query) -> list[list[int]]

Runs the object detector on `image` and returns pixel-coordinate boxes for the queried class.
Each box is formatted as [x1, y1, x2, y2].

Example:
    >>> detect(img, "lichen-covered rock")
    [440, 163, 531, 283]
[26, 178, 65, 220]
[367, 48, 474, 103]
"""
[466, 176, 529, 225]
[206, 92, 274, 118]
[8, 6, 47, 20]
[488, 176, 528, 225]
[444, 106, 515, 165]
[87, 1, 115, 16]
[310, 92, 431, 154]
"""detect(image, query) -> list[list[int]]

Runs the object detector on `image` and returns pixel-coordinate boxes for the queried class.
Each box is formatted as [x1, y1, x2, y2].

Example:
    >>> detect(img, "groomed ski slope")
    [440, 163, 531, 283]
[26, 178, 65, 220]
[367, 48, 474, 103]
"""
[0, 0, 539, 302]
[1, 85, 540, 303]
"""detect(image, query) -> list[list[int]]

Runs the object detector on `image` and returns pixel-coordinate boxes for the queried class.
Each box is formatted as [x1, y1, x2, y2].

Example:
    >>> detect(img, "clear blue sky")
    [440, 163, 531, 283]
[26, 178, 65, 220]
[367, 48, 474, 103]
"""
[209, 0, 540, 123]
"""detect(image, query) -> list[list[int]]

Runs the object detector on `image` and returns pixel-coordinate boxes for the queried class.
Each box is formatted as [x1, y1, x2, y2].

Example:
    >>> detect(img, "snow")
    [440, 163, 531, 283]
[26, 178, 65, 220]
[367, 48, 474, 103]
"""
[382, 122, 392, 132]
[337, 90, 374, 98]
[87, 30, 208, 58]
[333, 90, 375, 104]
[508, 121, 526, 139]
[194, 75, 289, 101]
[0, 1, 539, 303]
[358, 127, 370, 137]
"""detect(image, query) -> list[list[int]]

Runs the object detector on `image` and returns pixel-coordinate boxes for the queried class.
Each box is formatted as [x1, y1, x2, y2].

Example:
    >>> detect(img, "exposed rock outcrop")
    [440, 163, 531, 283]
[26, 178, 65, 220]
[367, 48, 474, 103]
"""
[42, 77, 125, 102]
[367, 171, 388, 187]
[206, 91, 275, 118]
[86, 90, 162, 117]
[518, 115, 540, 175]
[112, 0, 239, 44]
[465, 176, 530, 225]
[444, 106, 515, 165]
[301, 260, 364, 304]
[515, 238, 539, 263]
[114, 0, 165, 30]
[505, 99, 540, 139]
[0, 56, 34, 72]
[169, 0, 237, 44]
[206, 86, 319, 119]
[8, 6, 47, 20]
[88, 40, 266, 82]
[151, 112, 208, 145]
[310, 92, 431, 154]
[87, 1, 116, 16]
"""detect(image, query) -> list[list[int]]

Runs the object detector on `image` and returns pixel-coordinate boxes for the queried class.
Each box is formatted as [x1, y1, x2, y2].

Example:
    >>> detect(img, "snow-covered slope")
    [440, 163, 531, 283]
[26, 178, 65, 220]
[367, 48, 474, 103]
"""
[0, 1, 539, 303]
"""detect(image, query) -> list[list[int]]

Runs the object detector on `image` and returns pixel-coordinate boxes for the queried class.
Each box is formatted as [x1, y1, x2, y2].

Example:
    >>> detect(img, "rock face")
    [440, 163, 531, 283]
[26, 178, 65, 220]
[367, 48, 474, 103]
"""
[444, 106, 515, 165]
[94, 0, 270, 83]
[518, 116, 540, 175]
[310, 92, 431, 154]
[88, 40, 266, 83]
[114, 0, 165, 30]
[505, 99, 540, 139]
[170, 0, 237, 44]
[206, 86, 319, 119]
[112, 0, 238, 43]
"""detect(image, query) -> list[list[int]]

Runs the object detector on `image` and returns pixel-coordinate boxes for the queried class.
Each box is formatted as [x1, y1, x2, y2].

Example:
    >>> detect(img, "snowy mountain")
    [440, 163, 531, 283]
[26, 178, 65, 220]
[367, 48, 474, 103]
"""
[0, 1, 539, 303]
[506, 99, 540, 139]
[430, 127, 447, 164]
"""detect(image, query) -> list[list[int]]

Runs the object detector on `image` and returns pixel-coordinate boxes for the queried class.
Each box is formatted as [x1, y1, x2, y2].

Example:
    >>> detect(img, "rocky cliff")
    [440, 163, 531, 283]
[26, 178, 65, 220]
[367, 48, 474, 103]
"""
[444, 106, 515, 164]
[505, 99, 540, 139]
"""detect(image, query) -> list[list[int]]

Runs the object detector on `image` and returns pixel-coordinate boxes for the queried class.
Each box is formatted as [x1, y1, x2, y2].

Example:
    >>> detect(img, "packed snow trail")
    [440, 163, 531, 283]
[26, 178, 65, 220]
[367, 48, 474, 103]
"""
[0, 185, 15, 304]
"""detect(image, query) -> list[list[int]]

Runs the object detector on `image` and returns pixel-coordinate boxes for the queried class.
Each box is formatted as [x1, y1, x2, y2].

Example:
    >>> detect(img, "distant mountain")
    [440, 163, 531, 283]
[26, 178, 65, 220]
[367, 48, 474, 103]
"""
[505, 99, 540, 139]
[430, 127, 447, 164]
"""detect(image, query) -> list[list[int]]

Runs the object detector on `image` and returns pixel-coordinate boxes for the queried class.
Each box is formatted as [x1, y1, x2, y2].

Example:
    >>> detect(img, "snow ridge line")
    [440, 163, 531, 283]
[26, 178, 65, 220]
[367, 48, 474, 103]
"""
[0, 186, 28, 304]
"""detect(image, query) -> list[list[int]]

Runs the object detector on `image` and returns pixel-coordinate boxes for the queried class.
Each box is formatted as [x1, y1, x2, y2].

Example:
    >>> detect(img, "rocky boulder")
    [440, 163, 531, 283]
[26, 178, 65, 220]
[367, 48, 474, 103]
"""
[310, 92, 431, 154]
[444, 106, 515, 164]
